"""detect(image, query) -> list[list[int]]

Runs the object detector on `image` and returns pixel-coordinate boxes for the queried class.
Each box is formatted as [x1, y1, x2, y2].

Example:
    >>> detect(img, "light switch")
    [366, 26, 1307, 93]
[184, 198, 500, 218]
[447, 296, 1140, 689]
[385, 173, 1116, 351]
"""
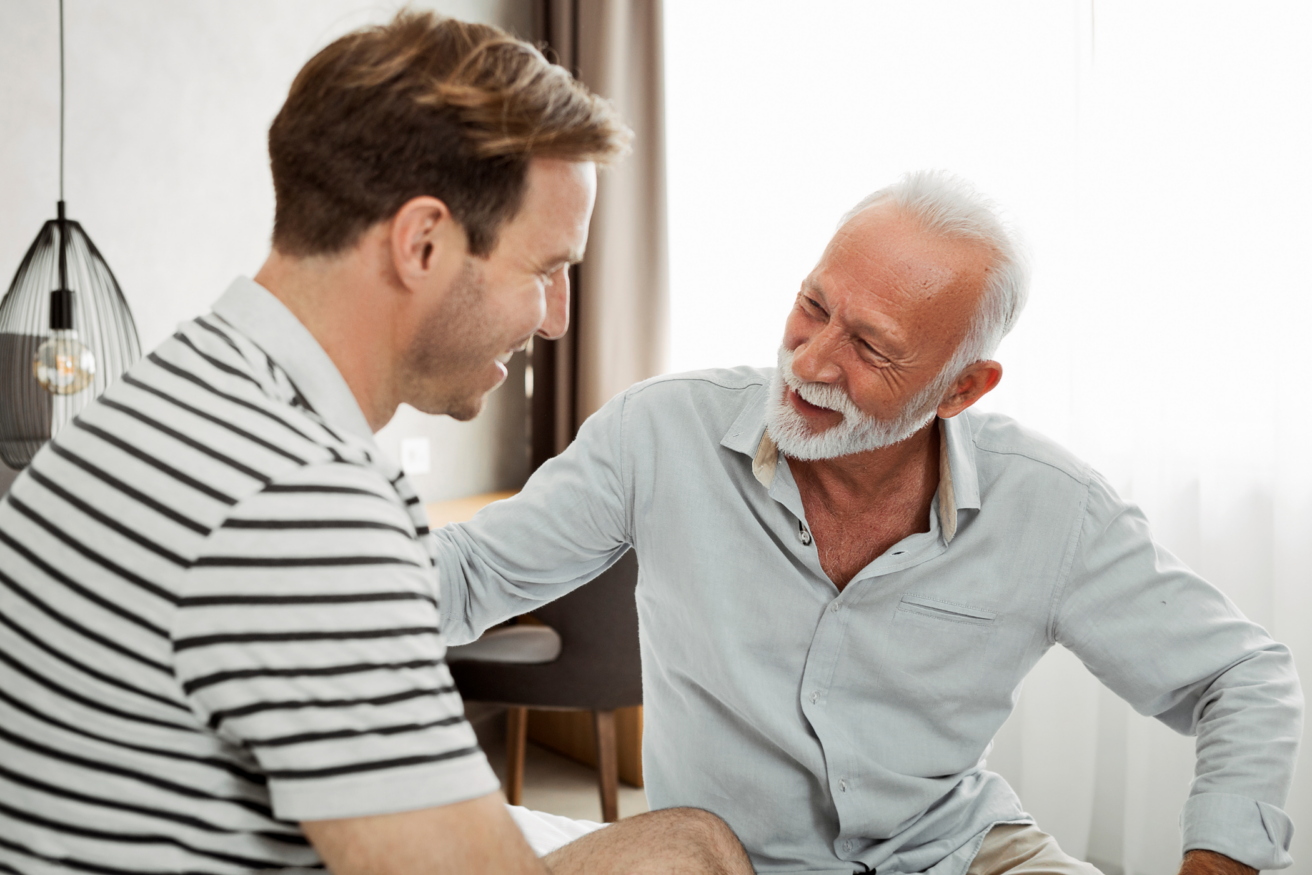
[400, 437, 431, 475]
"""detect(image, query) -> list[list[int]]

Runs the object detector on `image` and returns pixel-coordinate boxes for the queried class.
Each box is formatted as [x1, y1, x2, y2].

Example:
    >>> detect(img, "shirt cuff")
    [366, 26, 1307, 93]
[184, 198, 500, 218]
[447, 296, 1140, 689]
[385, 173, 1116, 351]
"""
[271, 750, 502, 821]
[1181, 792, 1294, 870]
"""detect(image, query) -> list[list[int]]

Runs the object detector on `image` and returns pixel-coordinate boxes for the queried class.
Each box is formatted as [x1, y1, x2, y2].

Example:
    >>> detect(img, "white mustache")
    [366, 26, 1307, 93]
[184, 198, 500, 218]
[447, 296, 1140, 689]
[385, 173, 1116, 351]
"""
[778, 350, 858, 418]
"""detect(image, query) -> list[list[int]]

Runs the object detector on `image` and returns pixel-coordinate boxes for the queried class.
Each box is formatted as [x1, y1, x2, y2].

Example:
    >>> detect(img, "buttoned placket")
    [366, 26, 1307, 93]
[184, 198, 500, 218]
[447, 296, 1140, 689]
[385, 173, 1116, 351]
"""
[731, 414, 975, 865]
[767, 451, 955, 857]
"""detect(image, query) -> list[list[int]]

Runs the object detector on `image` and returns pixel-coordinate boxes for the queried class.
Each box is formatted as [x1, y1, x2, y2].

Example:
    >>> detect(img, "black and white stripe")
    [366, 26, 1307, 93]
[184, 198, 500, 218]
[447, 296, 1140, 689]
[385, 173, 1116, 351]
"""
[0, 312, 494, 873]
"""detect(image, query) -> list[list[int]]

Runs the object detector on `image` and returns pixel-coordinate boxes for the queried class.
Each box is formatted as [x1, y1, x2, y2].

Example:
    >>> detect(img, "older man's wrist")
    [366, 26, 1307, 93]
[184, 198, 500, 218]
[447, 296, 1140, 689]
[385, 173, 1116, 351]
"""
[1180, 849, 1259, 875]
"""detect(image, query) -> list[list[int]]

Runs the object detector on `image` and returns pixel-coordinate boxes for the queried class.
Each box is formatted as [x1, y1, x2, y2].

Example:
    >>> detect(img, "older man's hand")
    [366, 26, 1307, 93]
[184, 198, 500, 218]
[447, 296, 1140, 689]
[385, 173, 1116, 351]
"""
[1179, 850, 1258, 875]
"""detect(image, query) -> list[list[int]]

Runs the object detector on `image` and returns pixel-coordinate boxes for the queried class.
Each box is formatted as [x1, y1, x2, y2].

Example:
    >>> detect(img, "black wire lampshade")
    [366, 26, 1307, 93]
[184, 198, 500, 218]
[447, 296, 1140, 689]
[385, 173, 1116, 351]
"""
[0, 201, 141, 469]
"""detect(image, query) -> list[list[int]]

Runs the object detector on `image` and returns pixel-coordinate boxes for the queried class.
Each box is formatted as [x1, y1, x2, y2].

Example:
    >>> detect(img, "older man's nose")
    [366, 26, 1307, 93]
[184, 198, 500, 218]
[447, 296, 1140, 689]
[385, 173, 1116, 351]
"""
[535, 267, 571, 340]
[791, 330, 843, 384]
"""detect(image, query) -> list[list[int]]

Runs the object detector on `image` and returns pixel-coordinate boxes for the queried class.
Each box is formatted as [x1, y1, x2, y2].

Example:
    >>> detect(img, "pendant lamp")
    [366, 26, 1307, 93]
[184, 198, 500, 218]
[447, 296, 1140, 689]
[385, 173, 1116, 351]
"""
[0, 0, 142, 470]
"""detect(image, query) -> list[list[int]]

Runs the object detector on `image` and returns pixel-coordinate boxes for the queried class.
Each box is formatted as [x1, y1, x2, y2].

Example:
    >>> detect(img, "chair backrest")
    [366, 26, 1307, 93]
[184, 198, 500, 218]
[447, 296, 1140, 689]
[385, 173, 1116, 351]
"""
[532, 549, 638, 657]
[449, 549, 642, 711]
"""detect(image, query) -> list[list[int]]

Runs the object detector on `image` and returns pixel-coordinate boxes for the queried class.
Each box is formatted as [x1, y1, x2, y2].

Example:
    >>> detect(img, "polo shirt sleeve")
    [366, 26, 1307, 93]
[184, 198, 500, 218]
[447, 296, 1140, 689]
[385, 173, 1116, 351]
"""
[172, 460, 499, 822]
[1054, 471, 1303, 870]
[432, 388, 633, 646]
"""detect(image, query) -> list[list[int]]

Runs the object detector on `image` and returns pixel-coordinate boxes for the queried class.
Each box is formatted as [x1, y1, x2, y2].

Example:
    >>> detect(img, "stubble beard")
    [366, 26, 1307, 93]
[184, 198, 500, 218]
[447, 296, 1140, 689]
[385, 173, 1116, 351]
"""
[765, 345, 952, 461]
[404, 258, 503, 422]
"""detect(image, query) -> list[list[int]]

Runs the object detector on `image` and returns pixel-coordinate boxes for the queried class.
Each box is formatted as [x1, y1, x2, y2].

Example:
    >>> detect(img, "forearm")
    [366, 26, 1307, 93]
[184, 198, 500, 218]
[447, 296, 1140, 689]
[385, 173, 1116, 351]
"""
[1186, 645, 1302, 801]
[1059, 477, 1303, 870]
[1177, 645, 1302, 870]
[433, 393, 635, 645]
[432, 502, 633, 646]
[303, 792, 546, 875]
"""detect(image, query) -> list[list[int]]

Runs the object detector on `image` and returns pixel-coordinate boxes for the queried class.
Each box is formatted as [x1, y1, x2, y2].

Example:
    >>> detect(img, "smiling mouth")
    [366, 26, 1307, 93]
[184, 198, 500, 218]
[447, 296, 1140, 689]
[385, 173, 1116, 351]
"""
[495, 338, 534, 366]
[789, 388, 840, 418]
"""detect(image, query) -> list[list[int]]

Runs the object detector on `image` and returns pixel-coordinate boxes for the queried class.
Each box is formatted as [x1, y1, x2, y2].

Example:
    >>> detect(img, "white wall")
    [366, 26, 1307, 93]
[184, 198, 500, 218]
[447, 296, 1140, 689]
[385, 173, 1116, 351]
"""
[0, 0, 534, 501]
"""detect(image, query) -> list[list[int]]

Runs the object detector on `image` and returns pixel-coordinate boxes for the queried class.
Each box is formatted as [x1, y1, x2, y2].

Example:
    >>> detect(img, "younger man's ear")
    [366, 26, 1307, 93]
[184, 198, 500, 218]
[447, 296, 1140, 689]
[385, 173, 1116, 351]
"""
[937, 360, 1003, 419]
[389, 196, 462, 288]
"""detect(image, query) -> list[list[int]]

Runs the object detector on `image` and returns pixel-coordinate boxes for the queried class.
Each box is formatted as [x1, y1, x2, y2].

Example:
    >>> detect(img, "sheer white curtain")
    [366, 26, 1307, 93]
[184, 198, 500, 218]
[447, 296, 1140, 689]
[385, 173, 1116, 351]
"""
[664, 3, 1311, 873]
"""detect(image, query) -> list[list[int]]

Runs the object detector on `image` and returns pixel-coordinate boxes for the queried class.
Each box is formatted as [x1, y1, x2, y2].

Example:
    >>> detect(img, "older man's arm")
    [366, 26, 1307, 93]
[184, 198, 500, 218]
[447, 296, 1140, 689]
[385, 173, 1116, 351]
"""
[431, 389, 634, 645]
[1055, 471, 1303, 871]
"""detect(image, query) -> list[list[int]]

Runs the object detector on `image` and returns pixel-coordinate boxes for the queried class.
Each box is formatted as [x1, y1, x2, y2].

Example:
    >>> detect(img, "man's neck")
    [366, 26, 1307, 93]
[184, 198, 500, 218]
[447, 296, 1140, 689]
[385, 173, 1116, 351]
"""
[788, 420, 941, 520]
[253, 243, 401, 433]
[787, 420, 943, 590]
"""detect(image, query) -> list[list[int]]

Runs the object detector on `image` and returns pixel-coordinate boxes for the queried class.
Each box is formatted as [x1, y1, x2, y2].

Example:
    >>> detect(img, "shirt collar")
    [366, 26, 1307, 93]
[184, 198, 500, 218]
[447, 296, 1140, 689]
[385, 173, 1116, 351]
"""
[211, 276, 377, 444]
[720, 382, 981, 544]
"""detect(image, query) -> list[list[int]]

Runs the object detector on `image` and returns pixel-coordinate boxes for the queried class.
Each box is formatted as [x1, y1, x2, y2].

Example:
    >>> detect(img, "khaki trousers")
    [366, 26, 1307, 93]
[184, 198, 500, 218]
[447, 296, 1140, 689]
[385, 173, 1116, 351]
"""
[967, 823, 1105, 875]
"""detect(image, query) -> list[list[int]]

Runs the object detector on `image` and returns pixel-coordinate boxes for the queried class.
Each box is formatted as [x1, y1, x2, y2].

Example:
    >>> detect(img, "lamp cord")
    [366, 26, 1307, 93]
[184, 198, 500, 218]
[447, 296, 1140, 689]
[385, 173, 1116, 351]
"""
[59, 0, 65, 203]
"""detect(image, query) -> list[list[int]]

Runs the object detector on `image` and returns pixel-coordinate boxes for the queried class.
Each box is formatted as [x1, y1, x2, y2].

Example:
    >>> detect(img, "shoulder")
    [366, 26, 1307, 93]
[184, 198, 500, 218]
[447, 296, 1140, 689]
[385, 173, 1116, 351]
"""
[81, 314, 374, 513]
[628, 366, 772, 394]
[622, 366, 770, 411]
[959, 408, 1095, 490]
[210, 457, 417, 538]
[187, 458, 429, 592]
[614, 366, 771, 437]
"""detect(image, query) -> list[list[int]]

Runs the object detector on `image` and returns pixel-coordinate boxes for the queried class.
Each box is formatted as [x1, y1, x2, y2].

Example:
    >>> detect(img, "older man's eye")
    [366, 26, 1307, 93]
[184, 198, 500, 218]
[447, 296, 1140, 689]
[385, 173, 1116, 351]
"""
[861, 341, 890, 362]
[801, 295, 826, 315]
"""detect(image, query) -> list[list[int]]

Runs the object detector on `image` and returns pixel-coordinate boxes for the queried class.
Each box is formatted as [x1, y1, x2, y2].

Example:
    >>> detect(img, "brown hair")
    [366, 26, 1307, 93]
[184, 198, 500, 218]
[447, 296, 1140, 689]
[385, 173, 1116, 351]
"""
[268, 11, 630, 257]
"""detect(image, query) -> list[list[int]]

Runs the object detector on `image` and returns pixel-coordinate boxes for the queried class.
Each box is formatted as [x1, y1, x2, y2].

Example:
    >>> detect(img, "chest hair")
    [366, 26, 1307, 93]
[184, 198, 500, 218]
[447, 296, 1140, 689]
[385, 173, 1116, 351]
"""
[804, 499, 930, 591]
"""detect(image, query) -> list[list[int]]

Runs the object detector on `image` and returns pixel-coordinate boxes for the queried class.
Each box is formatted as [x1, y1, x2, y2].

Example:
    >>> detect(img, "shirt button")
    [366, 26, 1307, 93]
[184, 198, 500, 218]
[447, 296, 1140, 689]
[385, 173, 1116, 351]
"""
[810, 691, 818, 704]
[830, 602, 840, 613]
[840, 779, 847, 792]
[798, 527, 812, 546]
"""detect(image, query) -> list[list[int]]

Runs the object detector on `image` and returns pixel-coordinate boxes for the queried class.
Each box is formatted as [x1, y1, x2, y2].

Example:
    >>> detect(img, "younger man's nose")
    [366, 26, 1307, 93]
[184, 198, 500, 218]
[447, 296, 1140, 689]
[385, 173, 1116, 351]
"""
[535, 267, 570, 340]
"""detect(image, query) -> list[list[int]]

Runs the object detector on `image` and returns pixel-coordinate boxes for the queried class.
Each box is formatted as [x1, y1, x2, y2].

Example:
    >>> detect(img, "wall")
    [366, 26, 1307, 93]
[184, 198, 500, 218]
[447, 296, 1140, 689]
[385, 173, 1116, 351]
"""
[0, 0, 535, 501]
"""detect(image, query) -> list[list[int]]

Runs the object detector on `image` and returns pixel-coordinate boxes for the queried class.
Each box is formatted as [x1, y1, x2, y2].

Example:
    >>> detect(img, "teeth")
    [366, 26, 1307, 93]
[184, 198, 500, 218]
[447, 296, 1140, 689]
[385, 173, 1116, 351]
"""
[495, 351, 514, 365]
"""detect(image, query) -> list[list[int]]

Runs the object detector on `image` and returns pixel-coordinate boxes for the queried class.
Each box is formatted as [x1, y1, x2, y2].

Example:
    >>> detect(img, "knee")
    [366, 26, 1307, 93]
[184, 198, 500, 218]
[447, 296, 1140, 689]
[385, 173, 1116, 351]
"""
[650, 807, 752, 873]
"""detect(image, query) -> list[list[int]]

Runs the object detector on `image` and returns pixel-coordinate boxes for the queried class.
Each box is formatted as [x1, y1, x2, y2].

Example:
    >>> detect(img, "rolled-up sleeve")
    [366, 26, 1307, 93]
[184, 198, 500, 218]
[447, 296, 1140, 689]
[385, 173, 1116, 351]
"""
[433, 389, 634, 646]
[1054, 472, 1303, 869]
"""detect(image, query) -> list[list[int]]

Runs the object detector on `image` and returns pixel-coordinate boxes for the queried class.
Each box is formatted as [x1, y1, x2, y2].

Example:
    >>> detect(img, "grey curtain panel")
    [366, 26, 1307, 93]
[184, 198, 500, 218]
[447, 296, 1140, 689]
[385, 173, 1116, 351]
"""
[531, 0, 669, 462]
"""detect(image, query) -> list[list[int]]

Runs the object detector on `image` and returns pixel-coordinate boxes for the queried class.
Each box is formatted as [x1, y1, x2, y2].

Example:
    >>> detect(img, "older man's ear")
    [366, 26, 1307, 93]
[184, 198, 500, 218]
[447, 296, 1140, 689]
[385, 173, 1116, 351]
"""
[937, 360, 1003, 420]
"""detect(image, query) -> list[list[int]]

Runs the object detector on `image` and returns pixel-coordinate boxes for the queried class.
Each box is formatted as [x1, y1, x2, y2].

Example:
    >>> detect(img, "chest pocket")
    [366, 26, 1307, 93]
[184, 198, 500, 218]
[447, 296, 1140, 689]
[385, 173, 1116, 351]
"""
[882, 592, 1000, 697]
[895, 593, 997, 626]
[851, 592, 1013, 777]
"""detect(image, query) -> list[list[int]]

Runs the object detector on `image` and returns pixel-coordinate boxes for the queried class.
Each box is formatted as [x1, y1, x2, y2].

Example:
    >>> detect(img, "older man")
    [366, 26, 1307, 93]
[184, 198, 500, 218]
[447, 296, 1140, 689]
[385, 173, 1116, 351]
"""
[434, 171, 1303, 875]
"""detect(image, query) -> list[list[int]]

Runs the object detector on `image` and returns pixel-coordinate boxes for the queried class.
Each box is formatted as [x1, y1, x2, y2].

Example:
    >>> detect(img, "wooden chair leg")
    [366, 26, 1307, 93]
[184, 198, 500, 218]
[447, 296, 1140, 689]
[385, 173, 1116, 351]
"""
[593, 709, 619, 823]
[505, 707, 527, 806]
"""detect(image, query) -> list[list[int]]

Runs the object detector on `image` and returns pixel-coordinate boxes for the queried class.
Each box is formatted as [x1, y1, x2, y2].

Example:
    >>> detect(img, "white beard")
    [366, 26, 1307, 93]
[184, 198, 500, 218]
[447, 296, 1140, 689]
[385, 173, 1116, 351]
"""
[765, 346, 948, 460]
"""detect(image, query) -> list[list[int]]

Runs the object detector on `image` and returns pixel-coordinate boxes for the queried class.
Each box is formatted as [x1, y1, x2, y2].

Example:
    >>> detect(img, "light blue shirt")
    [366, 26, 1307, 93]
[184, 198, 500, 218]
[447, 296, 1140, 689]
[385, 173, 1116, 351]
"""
[434, 367, 1301, 875]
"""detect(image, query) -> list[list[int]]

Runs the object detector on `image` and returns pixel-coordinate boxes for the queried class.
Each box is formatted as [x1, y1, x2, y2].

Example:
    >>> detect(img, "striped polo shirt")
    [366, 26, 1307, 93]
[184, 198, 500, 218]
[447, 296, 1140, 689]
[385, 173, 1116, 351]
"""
[0, 277, 499, 874]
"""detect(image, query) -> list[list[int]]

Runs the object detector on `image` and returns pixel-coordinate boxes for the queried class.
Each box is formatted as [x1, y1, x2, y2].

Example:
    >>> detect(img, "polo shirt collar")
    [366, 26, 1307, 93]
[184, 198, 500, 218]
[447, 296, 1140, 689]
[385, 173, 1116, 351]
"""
[211, 276, 377, 444]
[720, 383, 981, 543]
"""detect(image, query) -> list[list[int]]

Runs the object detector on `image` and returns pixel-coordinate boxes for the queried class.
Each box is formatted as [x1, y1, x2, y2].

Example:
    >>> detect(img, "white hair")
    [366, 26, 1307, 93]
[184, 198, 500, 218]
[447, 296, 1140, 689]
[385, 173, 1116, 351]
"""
[840, 170, 1031, 381]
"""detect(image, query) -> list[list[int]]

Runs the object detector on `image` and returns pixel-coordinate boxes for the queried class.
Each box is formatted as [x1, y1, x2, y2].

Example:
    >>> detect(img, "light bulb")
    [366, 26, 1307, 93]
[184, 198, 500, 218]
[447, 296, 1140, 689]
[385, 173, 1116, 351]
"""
[33, 329, 97, 395]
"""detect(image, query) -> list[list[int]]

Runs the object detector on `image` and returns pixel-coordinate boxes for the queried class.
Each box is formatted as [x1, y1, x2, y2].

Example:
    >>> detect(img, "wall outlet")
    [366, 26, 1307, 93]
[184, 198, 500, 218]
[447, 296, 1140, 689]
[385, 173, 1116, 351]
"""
[400, 437, 431, 475]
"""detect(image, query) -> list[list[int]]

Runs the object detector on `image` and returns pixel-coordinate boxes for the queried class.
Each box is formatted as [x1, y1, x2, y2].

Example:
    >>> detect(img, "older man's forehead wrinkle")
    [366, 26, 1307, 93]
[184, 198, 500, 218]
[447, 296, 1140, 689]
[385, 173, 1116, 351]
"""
[812, 256, 913, 357]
